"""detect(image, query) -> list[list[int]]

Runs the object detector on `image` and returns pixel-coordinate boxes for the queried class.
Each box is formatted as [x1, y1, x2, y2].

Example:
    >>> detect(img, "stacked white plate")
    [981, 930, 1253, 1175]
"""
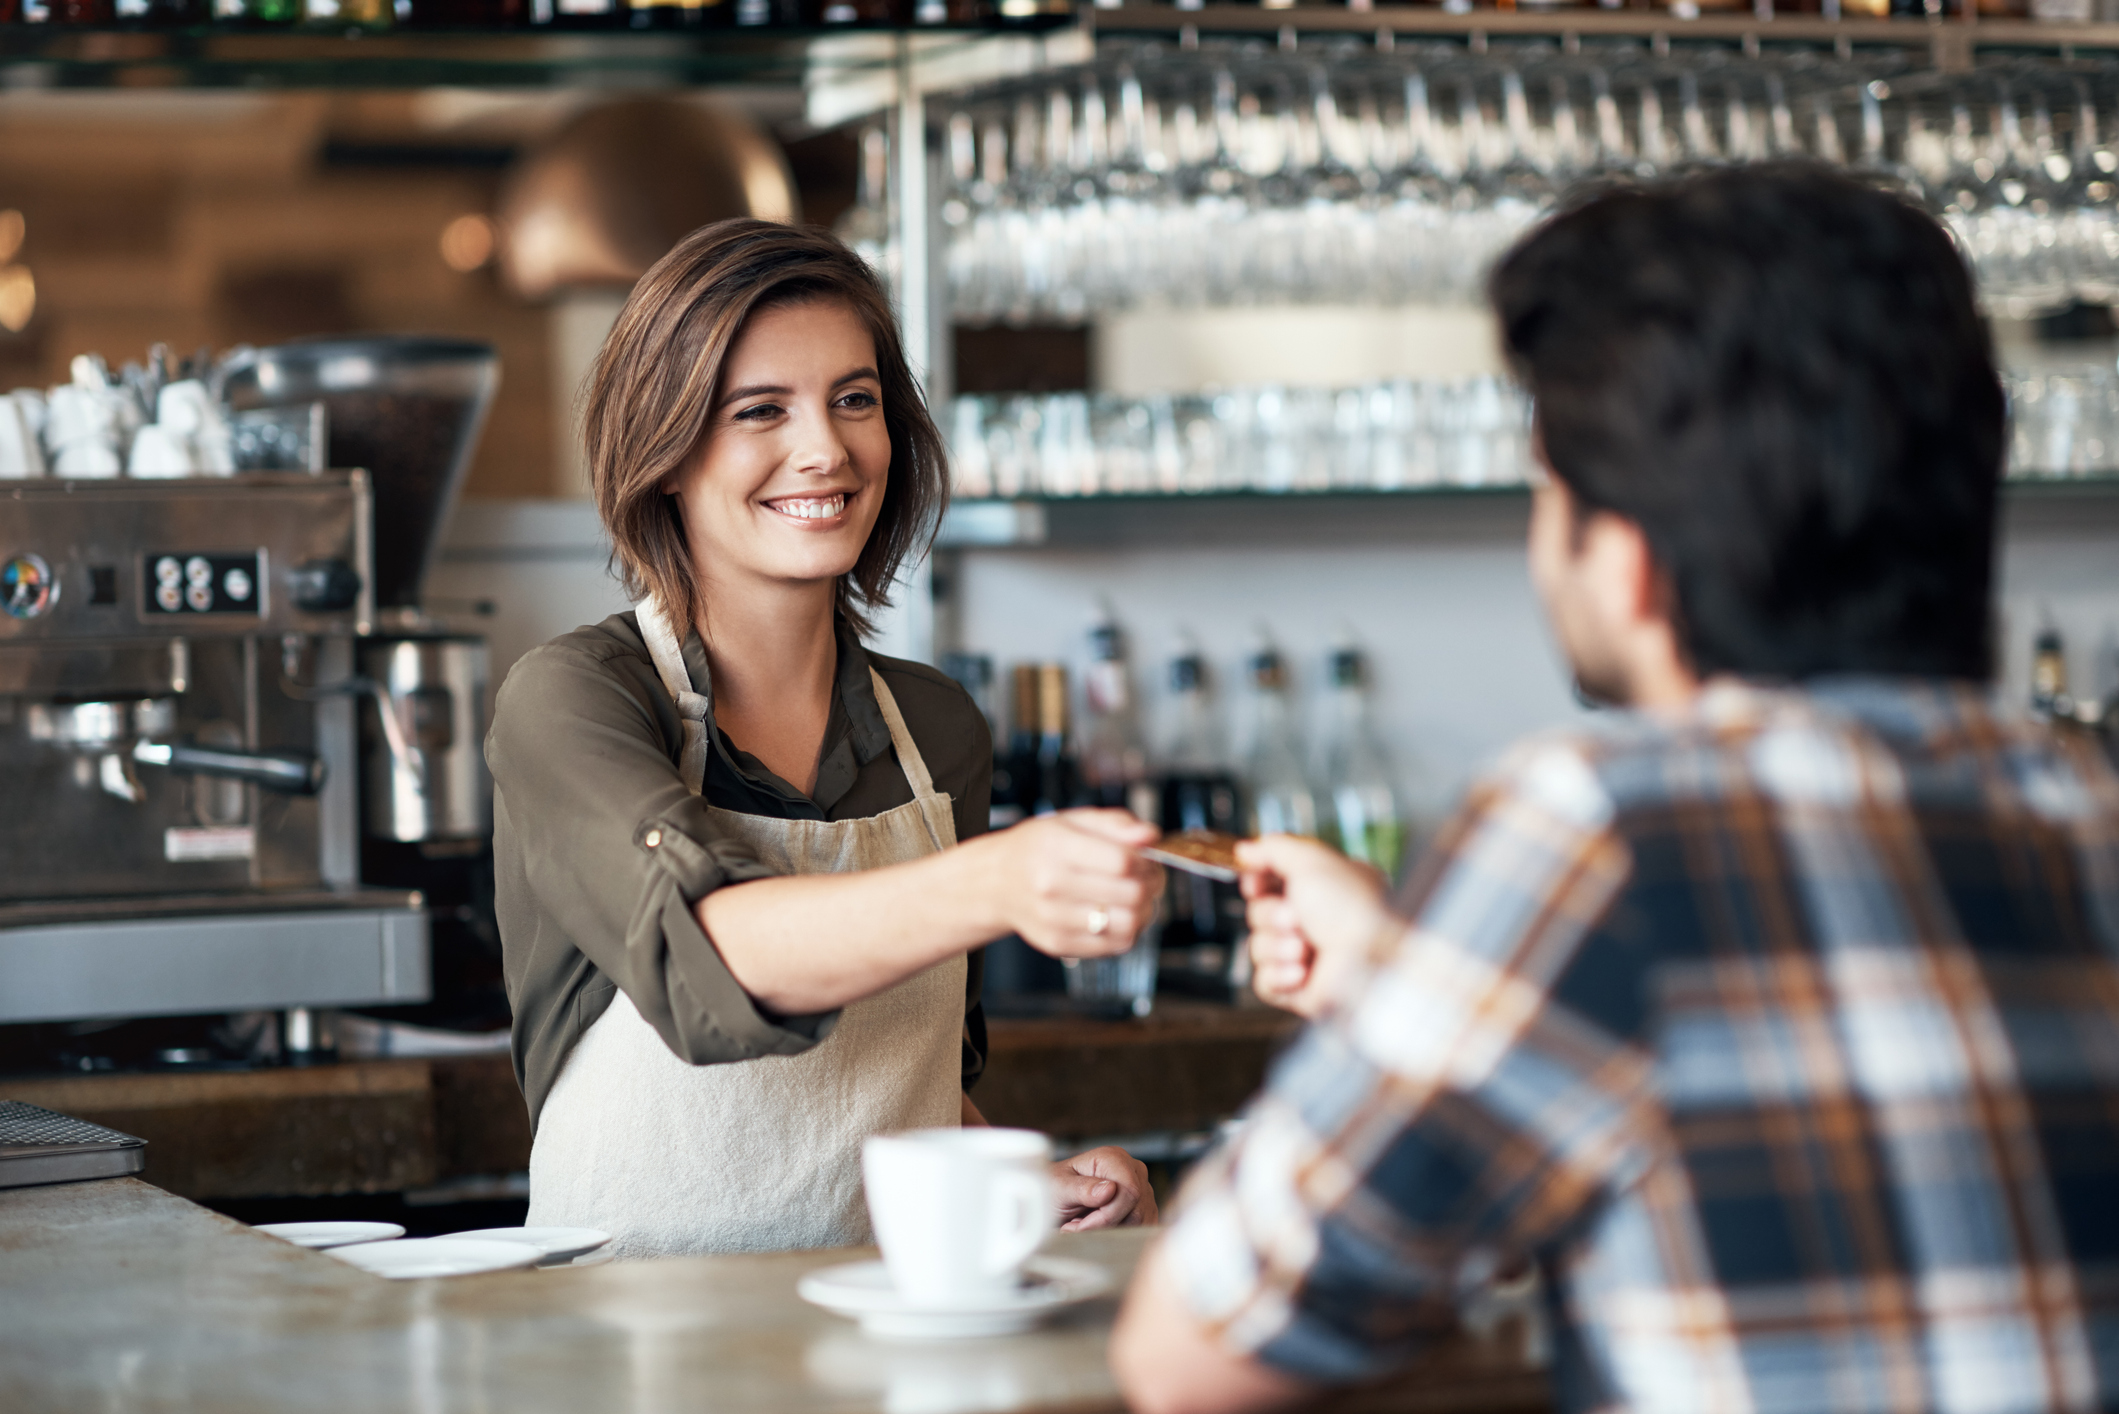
[255, 1221, 403, 1250]
[257, 1221, 611, 1278]
[329, 1238, 543, 1279]
[453, 1226, 612, 1267]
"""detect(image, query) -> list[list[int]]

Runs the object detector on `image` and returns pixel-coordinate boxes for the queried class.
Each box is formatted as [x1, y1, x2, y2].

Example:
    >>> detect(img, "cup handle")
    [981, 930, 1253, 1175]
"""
[984, 1167, 1053, 1278]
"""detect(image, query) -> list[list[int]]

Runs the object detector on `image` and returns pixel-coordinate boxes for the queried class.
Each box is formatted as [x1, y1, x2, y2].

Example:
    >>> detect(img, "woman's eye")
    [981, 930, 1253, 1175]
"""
[733, 402, 782, 422]
[838, 390, 879, 410]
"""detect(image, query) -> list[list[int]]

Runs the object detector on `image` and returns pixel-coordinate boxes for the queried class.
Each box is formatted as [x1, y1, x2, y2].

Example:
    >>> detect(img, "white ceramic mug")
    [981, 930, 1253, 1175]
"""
[862, 1128, 1053, 1307]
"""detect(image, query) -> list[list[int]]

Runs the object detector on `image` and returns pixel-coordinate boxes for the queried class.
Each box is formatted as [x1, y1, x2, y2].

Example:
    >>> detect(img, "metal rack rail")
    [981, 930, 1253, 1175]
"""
[1083, 5, 2119, 70]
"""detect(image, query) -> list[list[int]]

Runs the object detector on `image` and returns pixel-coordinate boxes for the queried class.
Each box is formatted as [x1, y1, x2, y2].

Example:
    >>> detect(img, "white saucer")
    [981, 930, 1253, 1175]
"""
[797, 1257, 1112, 1340]
[450, 1226, 611, 1263]
[255, 1221, 405, 1250]
[327, 1237, 543, 1280]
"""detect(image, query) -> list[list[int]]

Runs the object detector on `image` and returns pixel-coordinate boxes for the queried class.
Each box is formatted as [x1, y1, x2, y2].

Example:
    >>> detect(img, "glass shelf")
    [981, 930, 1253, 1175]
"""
[0, 23, 1039, 90]
[937, 476, 2119, 548]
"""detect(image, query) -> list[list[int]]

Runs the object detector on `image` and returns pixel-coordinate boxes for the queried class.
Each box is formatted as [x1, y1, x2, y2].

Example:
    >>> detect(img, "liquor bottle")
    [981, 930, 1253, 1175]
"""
[817, 0, 895, 21]
[941, 652, 1008, 829]
[1157, 638, 1244, 978]
[302, 0, 392, 27]
[984, 662, 1073, 1007]
[133, 0, 211, 23]
[211, 0, 298, 22]
[403, 0, 523, 24]
[1319, 643, 1407, 882]
[1244, 640, 1319, 839]
[526, 0, 618, 28]
[1029, 663, 1074, 818]
[1078, 612, 1156, 823]
[625, 0, 729, 28]
[992, 662, 1039, 829]
[2033, 625, 2071, 717]
[55, 0, 114, 20]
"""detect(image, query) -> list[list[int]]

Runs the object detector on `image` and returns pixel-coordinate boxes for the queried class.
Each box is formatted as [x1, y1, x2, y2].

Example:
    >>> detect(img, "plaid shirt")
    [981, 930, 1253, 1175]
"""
[1168, 677, 2119, 1414]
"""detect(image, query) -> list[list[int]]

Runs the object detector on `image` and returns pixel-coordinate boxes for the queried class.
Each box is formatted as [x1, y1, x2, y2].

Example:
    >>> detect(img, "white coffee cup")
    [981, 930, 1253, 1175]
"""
[862, 1128, 1054, 1307]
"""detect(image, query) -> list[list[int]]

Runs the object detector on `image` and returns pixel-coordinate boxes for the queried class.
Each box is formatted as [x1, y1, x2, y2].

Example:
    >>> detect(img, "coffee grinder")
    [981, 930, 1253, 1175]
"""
[223, 337, 505, 1032]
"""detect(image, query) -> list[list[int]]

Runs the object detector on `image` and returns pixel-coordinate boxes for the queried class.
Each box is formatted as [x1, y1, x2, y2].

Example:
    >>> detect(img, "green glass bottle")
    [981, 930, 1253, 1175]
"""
[1319, 643, 1406, 882]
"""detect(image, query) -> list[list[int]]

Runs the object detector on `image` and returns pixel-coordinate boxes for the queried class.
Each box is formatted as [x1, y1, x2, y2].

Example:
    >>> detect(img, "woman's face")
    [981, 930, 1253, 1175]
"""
[665, 298, 891, 604]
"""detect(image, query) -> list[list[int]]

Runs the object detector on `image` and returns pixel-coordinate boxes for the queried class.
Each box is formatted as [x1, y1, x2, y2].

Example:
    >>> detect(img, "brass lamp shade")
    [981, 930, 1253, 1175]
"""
[496, 98, 798, 301]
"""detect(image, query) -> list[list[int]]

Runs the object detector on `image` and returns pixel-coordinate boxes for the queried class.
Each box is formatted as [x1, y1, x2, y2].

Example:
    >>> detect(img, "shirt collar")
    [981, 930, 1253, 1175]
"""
[675, 615, 890, 811]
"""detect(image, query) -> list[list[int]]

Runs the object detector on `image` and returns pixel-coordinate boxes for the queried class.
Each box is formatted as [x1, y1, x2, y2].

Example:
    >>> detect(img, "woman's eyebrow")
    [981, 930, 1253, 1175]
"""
[719, 369, 878, 405]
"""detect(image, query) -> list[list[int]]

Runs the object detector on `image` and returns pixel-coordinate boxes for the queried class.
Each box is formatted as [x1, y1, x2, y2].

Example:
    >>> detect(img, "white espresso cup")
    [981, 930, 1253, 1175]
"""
[862, 1128, 1054, 1307]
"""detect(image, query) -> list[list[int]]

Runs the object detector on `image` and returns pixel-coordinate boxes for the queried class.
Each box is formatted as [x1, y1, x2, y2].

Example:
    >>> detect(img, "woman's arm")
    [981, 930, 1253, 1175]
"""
[699, 808, 1162, 1015]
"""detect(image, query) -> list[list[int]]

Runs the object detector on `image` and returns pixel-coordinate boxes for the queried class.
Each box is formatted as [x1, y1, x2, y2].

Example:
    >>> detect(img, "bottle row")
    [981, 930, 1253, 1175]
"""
[947, 615, 1409, 1009]
[0, 0, 1054, 29]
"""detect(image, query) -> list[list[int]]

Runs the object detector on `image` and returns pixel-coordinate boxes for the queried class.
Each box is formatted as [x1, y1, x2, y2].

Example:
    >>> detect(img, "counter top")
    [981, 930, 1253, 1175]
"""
[0, 1176, 1549, 1414]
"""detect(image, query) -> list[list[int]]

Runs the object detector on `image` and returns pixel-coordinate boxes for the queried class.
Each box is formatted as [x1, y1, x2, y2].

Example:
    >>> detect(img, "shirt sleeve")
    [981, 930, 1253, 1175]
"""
[489, 639, 840, 1074]
[1160, 739, 1638, 1383]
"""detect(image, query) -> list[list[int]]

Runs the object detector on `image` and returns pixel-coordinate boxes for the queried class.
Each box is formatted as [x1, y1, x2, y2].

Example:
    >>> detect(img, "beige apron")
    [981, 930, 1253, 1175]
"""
[527, 599, 965, 1259]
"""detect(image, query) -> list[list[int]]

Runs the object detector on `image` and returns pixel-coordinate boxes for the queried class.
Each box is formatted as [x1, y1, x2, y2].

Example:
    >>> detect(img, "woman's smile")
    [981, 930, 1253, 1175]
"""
[761, 490, 853, 525]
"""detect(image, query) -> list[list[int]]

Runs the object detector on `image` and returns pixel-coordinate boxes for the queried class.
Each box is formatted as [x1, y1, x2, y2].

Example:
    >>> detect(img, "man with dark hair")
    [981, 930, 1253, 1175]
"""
[1111, 165, 2119, 1414]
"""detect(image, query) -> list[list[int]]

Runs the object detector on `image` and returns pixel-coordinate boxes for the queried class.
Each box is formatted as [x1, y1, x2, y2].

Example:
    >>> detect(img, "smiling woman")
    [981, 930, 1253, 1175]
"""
[486, 219, 1167, 1261]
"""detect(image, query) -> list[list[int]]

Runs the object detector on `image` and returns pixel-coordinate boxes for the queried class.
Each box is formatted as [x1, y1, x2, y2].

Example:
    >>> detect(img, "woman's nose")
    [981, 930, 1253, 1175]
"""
[786, 404, 850, 474]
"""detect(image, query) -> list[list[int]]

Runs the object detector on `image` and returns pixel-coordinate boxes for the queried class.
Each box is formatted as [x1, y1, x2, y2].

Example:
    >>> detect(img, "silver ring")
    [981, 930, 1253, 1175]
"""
[1086, 907, 1111, 937]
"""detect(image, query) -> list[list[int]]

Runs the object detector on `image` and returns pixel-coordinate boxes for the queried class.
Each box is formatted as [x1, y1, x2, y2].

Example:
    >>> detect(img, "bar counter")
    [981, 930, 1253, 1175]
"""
[1, 1176, 1548, 1414]
[0, 1001, 1302, 1200]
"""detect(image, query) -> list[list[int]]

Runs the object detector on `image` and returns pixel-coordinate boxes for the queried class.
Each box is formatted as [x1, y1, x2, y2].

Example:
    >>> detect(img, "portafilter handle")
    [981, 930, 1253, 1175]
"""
[133, 740, 326, 795]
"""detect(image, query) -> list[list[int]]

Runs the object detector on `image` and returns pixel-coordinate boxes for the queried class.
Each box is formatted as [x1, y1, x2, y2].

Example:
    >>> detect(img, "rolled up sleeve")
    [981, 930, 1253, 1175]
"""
[490, 638, 839, 1128]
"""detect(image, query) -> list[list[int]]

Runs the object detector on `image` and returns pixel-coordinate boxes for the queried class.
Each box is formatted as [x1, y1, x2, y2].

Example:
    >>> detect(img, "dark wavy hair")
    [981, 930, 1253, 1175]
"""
[1491, 164, 2003, 682]
[584, 218, 948, 639]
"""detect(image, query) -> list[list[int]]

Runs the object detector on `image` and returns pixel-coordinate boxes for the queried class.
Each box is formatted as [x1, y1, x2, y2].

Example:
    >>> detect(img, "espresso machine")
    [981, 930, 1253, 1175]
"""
[0, 473, 430, 1041]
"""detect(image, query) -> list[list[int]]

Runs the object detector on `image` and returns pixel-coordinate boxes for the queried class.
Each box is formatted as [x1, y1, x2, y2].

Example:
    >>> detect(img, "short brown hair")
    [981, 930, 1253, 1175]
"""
[584, 218, 949, 639]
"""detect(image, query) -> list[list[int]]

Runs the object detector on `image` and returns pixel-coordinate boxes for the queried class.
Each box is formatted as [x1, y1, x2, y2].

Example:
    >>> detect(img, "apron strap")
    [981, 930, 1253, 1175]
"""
[636, 594, 710, 797]
[642, 595, 941, 816]
[868, 668, 942, 804]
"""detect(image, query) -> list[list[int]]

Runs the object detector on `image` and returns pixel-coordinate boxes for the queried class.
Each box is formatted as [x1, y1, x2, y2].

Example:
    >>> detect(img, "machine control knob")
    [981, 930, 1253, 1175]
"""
[289, 559, 362, 614]
[2, 552, 57, 620]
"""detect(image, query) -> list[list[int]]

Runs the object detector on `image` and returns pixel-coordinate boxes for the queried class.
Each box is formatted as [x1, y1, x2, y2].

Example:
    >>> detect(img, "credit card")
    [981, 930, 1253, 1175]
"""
[1139, 830, 1243, 883]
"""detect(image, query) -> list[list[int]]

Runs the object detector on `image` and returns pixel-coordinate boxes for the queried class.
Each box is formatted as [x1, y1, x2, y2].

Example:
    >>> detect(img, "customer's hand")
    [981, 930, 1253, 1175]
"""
[979, 810, 1164, 960]
[1237, 836, 1395, 1020]
[1051, 1145, 1158, 1230]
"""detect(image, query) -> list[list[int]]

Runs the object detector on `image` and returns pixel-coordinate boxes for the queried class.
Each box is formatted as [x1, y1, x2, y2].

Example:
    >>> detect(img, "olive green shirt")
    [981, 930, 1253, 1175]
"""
[487, 612, 993, 1134]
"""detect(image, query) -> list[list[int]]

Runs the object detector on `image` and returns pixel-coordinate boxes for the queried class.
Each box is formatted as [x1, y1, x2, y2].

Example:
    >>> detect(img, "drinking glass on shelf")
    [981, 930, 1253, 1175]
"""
[879, 38, 2119, 324]
[943, 379, 1536, 500]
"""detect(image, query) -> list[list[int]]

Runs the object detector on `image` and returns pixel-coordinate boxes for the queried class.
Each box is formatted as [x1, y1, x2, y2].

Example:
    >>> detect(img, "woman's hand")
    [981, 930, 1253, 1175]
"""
[1052, 1146, 1158, 1230]
[974, 809, 1164, 960]
[1237, 836, 1395, 1020]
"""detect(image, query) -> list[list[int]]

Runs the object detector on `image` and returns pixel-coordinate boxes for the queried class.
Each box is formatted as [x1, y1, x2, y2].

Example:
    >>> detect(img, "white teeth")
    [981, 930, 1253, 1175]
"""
[771, 495, 845, 521]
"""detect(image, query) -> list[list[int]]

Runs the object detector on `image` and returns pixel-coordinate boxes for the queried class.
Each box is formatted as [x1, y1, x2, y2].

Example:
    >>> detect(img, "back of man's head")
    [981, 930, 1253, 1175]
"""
[1491, 164, 2003, 683]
